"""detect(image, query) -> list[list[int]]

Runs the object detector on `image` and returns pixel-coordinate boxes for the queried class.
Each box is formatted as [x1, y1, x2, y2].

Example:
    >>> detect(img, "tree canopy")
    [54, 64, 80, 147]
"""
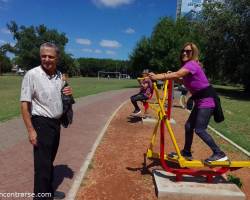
[130, 17, 204, 73]
[130, 0, 250, 93]
[201, 0, 250, 92]
[77, 58, 130, 77]
[0, 44, 12, 74]
[5, 21, 75, 74]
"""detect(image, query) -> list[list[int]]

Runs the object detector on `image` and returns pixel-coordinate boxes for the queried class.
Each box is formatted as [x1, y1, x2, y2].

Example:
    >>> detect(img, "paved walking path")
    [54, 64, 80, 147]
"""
[0, 88, 136, 199]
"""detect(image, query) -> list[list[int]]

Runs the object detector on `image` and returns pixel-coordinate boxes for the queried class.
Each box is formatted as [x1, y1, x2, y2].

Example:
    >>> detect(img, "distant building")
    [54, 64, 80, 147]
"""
[11, 65, 26, 75]
[176, 0, 225, 21]
[176, 0, 203, 20]
[11, 65, 18, 73]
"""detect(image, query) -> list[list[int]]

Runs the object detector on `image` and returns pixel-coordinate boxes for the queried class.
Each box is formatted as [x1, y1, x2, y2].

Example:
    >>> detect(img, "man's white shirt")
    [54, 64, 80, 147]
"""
[20, 66, 64, 119]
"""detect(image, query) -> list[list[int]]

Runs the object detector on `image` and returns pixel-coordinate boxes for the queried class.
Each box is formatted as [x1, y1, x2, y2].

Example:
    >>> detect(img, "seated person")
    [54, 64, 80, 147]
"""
[179, 84, 188, 109]
[130, 69, 153, 115]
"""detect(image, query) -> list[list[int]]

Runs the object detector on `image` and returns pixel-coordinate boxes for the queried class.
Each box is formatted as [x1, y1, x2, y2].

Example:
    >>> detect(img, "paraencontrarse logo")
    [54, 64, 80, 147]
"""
[0, 192, 51, 198]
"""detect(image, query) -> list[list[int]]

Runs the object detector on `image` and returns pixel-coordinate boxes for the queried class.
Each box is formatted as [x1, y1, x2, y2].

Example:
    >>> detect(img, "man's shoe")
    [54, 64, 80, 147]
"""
[53, 191, 65, 200]
[204, 152, 228, 163]
[132, 109, 141, 116]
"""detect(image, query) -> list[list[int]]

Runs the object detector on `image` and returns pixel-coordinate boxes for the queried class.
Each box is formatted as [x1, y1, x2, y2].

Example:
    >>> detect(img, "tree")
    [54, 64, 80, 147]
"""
[77, 58, 129, 77]
[129, 0, 250, 93]
[6, 21, 76, 74]
[129, 36, 152, 76]
[0, 44, 12, 75]
[0, 54, 11, 75]
[130, 17, 203, 74]
[200, 0, 250, 92]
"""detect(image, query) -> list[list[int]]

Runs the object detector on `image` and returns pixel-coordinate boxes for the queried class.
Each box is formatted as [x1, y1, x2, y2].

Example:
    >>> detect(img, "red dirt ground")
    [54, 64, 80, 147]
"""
[77, 100, 250, 200]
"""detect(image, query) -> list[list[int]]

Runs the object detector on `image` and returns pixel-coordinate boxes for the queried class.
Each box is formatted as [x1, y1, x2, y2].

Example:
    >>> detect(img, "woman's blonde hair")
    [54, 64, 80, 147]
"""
[180, 42, 200, 65]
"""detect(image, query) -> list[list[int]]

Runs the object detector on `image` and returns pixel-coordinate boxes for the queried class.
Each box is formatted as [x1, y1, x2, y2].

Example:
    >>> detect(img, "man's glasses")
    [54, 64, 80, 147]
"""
[182, 49, 192, 55]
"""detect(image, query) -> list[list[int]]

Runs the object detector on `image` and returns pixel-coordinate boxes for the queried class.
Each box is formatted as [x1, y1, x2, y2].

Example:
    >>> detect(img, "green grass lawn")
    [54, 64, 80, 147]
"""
[210, 85, 250, 152]
[0, 76, 249, 152]
[69, 77, 137, 98]
[0, 76, 23, 122]
[0, 75, 137, 122]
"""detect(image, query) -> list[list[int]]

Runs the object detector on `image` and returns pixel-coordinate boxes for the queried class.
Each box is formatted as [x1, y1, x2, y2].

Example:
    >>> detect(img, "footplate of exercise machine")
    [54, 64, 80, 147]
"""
[205, 160, 250, 168]
[167, 153, 204, 168]
[168, 153, 247, 168]
[147, 150, 250, 168]
[146, 149, 167, 160]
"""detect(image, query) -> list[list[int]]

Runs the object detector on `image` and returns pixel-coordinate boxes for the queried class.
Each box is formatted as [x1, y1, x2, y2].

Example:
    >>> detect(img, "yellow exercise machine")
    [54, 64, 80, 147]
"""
[146, 80, 250, 182]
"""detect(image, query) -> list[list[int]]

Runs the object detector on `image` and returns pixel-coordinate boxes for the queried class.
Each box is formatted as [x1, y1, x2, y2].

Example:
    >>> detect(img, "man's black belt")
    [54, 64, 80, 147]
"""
[31, 115, 60, 124]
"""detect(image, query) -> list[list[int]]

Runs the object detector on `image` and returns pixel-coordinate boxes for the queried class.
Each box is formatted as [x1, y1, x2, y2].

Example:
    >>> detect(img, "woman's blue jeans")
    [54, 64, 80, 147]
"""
[184, 107, 222, 154]
[130, 93, 148, 111]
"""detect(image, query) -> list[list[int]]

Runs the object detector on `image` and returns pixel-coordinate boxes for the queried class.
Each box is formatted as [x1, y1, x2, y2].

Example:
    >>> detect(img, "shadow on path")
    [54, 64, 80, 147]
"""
[53, 165, 74, 191]
[127, 116, 142, 123]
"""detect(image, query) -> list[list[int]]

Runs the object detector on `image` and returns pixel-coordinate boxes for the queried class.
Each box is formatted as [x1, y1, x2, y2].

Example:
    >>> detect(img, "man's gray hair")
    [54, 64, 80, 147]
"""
[40, 42, 60, 57]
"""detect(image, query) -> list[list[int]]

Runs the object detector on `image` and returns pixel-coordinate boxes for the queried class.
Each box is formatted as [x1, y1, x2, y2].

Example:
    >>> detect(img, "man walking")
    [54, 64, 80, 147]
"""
[20, 42, 72, 199]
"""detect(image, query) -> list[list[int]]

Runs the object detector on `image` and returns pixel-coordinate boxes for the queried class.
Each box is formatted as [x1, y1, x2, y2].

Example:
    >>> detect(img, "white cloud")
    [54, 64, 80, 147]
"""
[0, 40, 16, 46]
[124, 27, 135, 34]
[82, 48, 93, 53]
[94, 49, 102, 54]
[82, 48, 103, 54]
[1, 28, 11, 34]
[106, 50, 116, 55]
[100, 40, 121, 48]
[92, 0, 134, 8]
[76, 38, 91, 45]
[0, 0, 9, 9]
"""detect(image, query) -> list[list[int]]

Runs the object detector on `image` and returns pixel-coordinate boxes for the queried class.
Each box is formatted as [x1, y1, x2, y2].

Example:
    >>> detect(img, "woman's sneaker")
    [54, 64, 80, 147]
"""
[168, 150, 193, 160]
[205, 152, 228, 163]
[181, 149, 193, 160]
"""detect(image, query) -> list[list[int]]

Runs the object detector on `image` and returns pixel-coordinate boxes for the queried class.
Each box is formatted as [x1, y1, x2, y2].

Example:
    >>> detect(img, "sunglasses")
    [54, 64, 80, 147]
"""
[182, 49, 193, 54]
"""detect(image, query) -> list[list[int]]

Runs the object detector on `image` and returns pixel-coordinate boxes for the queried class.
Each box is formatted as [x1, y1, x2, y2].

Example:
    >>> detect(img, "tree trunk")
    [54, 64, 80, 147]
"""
[244, 83, 250, 95]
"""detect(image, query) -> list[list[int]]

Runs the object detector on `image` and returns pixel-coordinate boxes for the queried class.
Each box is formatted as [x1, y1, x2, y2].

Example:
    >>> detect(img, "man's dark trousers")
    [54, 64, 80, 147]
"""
[32, 116, 61, 200]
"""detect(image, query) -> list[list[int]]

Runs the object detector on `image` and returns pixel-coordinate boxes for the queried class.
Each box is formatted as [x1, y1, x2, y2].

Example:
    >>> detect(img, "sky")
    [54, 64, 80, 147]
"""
[0, 0, 177, 60]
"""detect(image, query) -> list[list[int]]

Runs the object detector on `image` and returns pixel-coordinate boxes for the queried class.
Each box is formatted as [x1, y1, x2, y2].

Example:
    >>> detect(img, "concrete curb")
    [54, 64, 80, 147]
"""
[208, 125, 250, 157]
